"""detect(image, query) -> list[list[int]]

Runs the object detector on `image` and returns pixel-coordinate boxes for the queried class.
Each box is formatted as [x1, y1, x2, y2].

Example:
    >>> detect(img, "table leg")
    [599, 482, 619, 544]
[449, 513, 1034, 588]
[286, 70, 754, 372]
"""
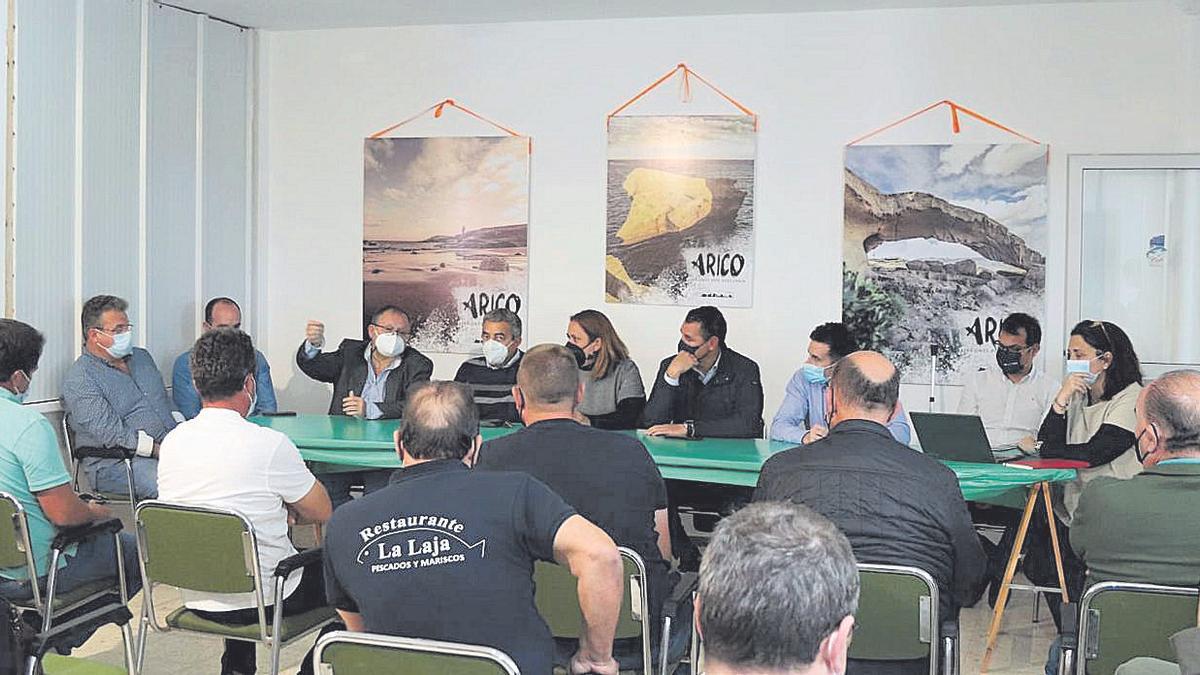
[1041, 482, 1070, 602]
[980, 484, 1040, 672]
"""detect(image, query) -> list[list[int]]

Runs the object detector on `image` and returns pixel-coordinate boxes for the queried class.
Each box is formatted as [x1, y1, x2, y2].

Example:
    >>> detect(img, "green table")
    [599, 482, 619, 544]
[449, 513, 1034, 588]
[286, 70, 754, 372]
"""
[250, 414, 1075, 501]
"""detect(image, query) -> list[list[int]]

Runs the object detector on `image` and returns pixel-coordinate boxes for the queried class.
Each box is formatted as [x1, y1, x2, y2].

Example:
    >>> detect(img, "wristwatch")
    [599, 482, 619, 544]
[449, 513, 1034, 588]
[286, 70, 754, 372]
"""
[685, 420, 695, 439]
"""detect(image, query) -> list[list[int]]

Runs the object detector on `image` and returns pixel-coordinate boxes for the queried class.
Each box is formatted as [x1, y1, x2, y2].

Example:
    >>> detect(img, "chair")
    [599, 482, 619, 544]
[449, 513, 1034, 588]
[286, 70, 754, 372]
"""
[850, 563, 957, 675]
[132, 501, 336, 675]
[60, 410, 137, 518]
[533, 547, 690, 674]
[0, 492, 136, 675]
[311, 630, 520, 675]
[40, 654, 128, 674]
[1070, 581, 1198, 675]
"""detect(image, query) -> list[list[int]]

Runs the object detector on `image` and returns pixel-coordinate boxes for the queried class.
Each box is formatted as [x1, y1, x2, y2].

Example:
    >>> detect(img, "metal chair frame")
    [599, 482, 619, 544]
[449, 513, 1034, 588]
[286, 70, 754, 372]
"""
[311, 630, 521, 675]
[60, 409, 137, 520]
[1074, 580, 1199, 675]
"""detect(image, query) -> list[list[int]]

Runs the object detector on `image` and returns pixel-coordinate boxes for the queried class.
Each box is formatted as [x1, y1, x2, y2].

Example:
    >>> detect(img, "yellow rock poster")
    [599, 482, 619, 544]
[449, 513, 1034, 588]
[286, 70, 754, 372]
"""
[606, 115, 756, 306]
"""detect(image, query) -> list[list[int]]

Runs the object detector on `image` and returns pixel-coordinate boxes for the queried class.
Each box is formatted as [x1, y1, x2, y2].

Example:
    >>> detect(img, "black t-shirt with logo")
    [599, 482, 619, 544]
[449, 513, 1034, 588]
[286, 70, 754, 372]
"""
[477, 419, 670, 627]
[323, 458, 576, 675]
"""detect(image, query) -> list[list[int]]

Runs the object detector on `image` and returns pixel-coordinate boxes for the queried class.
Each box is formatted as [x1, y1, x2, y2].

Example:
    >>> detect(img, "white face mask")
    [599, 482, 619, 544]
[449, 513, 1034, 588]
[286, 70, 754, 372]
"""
[244, 377, 257, 418]
[481, 340, 510, 368]
[104, 330, 134, 359]
[374, 332, 405, 358]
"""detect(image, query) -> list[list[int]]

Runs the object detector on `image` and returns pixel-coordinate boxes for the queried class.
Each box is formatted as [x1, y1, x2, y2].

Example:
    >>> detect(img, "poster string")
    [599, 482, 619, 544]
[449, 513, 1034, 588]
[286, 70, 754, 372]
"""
[846, 99, 1041, 146]
[368, 99, 531, 153]
[607, 63, 758, 131]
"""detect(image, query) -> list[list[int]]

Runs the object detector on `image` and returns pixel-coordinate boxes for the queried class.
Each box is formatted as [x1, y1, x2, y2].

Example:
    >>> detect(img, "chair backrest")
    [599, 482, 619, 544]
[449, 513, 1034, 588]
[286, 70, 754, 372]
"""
[534, 546, 647, 640]
[1079, 581, 1199, 675]
[848, 563, 938, 671]
[313, 630, 519, 675]
[0, 492, 36, 584]
[135, 500, 259, 595]
[59, 409, 76, 459]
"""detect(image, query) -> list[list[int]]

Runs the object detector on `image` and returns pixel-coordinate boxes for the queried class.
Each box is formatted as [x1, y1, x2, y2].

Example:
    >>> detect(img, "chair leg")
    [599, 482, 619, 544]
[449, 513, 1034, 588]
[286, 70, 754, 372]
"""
[124, 458, 138, 518]
[269, 638, 281, 675]
[1033, 592, 1042, 623]
[121, 621, 137, 675]
[659, 615, 672, 675]
[135, 604, 150, 674]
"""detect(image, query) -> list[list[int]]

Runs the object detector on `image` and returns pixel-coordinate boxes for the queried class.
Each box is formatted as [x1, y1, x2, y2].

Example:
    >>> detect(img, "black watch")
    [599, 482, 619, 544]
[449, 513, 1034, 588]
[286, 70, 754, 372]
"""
[685, 420, 696, 438]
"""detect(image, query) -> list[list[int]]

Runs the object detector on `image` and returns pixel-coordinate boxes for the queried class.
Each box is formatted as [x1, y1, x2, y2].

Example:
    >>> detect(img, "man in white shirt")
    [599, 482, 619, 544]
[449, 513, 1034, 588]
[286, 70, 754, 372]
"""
[159, 329, 333, 675]
[958, 313, 1059, 453]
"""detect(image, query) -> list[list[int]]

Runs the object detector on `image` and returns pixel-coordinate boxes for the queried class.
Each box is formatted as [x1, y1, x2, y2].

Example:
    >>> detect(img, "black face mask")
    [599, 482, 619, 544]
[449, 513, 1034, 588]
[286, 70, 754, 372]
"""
[564, 342, 588, 368]
[995, 347, 1024, 376]
[678, 340, 700, 355]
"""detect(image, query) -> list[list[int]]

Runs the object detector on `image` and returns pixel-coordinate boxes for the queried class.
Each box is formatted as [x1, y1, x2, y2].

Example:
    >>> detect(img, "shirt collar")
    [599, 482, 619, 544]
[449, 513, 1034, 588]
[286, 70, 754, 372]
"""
[829, 418, 893, 439]
[196, 406, 246, 421]
[698, 353, 722, 385]
[82, 349, 130, 370]
[363, 343, 402, 372]
[0, 388, 18, 404]
[394, 457, 468, 482]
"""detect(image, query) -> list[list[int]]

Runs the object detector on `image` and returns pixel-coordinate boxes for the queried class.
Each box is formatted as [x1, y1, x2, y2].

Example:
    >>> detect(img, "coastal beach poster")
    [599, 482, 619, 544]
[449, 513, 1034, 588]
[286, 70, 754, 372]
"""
[606, 115, 756, 306]
[842, 144, 1049, 385]
[363, 136, 529, 353]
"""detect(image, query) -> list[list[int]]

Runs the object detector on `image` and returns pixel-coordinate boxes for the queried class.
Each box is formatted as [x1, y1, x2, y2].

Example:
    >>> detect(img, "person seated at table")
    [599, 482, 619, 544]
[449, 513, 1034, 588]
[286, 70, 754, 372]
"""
[698, 501, 858, 675]
[159, 328, 334, 675]
[172, 297, 278, 419]
[565, 309, 645, 430]
[771, 322, 910, 445]
[755, 351, 987, 674]
[322, 380, 624, 675]
[958, 313, 1058, 452]
[0, 319, 143, 651]
[453, 308, 523, 424]
[476, 344, 674, 659]
[62, 294, 179, 500]
[297, 306, 433, 508]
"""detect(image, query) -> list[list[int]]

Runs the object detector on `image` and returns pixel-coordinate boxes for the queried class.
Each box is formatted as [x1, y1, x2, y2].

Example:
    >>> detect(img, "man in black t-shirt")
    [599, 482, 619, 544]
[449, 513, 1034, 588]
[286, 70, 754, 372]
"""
[323, 381, 624, 675]
[477, 344, 672, 634]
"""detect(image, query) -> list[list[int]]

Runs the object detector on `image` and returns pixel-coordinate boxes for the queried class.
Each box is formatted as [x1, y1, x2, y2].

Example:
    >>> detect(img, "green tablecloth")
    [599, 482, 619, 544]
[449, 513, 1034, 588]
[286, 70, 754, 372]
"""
[250, 414, 1075, 502]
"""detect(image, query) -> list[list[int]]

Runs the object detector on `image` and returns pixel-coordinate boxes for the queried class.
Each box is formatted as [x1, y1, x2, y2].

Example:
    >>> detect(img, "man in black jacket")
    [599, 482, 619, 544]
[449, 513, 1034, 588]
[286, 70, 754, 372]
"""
[297, 305, 433, 507]
[755, 351, 987, 675]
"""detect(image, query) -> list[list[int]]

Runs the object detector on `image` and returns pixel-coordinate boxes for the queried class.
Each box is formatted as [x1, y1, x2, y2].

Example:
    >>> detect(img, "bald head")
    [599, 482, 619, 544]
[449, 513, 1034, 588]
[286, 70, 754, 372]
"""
[1141, 369, 1200, 455]
[829, 351, 901, 424]
[516, 344, 581, 413]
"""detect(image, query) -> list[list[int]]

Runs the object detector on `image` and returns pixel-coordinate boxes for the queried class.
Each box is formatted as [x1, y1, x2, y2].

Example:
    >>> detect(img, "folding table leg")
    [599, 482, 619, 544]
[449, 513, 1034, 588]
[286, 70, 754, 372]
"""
[1041, 482, 1071, 602]
[980, 483, 1040, 672]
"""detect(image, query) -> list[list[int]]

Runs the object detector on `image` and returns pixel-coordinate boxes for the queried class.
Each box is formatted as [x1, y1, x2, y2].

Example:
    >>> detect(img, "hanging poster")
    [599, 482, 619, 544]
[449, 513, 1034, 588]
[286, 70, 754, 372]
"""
[363, 136, 529, 353]
[605, 115, 756, 306]
[842, 143, 1049, 385]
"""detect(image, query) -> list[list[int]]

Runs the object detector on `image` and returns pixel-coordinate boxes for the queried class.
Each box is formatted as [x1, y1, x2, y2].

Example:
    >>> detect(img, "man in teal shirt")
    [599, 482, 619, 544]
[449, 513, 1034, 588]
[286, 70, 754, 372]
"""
[0, 319, 142, 647]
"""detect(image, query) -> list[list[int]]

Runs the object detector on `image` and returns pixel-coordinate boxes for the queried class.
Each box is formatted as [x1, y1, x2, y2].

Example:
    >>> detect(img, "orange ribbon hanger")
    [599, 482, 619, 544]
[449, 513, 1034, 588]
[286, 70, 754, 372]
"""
[847, 99, 1041, 146]
[607, 63, 758, 131]
[369, 99, 531, 153]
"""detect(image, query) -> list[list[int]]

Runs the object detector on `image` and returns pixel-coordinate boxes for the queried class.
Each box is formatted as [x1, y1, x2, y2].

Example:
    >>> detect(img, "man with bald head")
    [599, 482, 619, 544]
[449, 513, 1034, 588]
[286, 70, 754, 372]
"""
[477, 344, 674, 660]
[755, 351, 987, 675]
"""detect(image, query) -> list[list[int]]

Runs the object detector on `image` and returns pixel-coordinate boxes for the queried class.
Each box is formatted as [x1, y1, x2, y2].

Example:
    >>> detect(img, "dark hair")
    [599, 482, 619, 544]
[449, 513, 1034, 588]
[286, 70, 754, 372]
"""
[0, 319, 45, 382]
[684, 306, 727, 345]
[569, 309, 630, 381]
[830, 355, 900, 414]
[999, 313, 1041, 347]
[1070, 320, 1143, 401]
[190, 329, 256, 401]
[371, 305, 408, 325]
[204, 297, 240, 324]
[517, 345, 580, 409]
[699, 501, 859, 671]
[399, 381, 479, 461]
[80, 295, 128, 342]
[809, 322, 857, 360]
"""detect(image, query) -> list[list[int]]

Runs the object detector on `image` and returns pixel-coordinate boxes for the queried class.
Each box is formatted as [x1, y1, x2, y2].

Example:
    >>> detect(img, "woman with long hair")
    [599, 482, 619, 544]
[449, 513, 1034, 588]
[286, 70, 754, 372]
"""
[565, 309, 645, 430]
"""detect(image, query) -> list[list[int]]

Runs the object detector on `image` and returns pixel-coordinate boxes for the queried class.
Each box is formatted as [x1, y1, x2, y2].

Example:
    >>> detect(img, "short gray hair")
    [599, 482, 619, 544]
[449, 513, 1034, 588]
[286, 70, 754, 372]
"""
[517, 344, 580, 409]
[482, 308, 521, 340]
[1143, 370, 1200, 452]
[81, 295, 128, 342]
[699, 501, 859, 671]
[829, 353, 900, 415]
[399, 381, 479, 461]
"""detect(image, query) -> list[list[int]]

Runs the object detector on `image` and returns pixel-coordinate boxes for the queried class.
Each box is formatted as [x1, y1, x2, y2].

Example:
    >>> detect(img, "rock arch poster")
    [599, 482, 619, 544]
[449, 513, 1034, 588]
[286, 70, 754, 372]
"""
[606, 115, 756, 306]
[364, 136, 529, 353]
[843, 144, 1049, 385]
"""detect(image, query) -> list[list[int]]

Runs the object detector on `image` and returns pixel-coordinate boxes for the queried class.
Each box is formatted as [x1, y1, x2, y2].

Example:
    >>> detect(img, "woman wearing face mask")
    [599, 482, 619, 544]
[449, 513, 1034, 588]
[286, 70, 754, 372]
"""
[565, 310, 645, 430]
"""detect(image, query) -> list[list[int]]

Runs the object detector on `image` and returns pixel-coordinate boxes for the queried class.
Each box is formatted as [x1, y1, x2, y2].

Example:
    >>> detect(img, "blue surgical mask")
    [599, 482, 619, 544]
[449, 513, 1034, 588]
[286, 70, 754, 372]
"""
[802, 363, 829, 385]
[105, 330, 134, 359]
[1066, 358, 1099, 385]
[13, 370, 30, 404]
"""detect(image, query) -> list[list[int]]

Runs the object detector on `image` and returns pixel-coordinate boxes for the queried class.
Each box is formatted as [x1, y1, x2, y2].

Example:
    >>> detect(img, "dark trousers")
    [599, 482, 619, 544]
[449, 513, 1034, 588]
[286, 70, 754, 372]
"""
[316, 470, 394, 510]
[191, 560, 338, 675]
[664, 480, 751, 568]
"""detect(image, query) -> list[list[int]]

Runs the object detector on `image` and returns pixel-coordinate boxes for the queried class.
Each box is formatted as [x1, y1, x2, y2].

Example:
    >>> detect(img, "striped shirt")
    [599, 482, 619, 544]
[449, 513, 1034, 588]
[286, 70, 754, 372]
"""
[62, 348, 178, 450]
[454, 351, 523, 423]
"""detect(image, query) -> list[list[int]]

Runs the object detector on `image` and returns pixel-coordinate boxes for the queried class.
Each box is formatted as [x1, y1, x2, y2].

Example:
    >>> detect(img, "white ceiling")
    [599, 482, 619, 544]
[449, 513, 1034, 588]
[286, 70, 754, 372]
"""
[163, 0, 1144, 31]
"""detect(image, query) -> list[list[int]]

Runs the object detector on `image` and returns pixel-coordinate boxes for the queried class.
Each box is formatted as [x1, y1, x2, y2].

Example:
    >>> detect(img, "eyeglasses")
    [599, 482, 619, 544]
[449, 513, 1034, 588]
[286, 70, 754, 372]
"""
[96, 324, 134, 335]
[1090, 320, 1113, 348]
[371, 323, 412, 338]
[992, 340, 1031, 354]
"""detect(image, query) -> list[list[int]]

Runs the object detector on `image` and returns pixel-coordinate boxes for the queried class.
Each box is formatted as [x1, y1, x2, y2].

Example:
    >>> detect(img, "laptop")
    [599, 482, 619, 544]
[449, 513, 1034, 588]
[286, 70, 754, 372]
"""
[909, 412, 1024, 464]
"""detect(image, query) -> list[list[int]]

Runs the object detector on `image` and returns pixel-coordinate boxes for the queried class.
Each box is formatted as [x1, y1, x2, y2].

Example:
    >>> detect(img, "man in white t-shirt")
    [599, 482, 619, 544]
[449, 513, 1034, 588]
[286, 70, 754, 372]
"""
[958, 313, 1060, 452]
[159, 328, 332, 675]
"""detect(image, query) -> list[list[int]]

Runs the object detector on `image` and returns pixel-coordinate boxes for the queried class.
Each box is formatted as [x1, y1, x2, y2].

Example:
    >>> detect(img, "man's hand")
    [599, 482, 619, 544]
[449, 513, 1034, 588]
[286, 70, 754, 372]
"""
[802, 425, 829, 445]
[1017, 435, 1039, 454]
[568, 651, 619, 675]
[86, 501, 113, 521]
[342, 390, 366, 418]
[646, 423, 688, 438]
[305, 320, 325, 349]
[664, 351, 699, 380]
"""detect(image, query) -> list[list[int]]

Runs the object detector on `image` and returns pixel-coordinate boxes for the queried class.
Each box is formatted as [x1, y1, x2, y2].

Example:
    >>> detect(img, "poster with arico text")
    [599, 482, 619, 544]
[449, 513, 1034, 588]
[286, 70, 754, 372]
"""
[842, 143, 1049, 385]
[363, 136, 529, 353]
[605, 115, 756, 306]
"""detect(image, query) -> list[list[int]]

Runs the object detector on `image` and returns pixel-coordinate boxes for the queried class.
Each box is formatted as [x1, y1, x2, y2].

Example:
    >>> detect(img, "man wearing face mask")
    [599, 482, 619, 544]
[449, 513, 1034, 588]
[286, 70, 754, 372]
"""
[160, 328, 334, 675]
[957, 313, 1059, 452]
[172, 297, 278, 419]
[453, 308, 523, 424]
[297, 305, 433, 507]
[62, 294, 180, 500]
[771, 322, 911, 445]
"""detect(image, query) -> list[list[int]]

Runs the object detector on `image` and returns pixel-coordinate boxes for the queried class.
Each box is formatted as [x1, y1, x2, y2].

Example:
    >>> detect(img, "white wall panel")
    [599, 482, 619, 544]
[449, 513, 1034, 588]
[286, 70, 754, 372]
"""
[13, 0, 77, 402]
[146, 3, 198, 370]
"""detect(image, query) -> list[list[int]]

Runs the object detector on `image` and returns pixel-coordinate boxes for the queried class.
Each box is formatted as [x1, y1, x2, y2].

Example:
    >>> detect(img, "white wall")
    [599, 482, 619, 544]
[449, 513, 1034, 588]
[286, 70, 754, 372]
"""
[257, 1, 1200, 421]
